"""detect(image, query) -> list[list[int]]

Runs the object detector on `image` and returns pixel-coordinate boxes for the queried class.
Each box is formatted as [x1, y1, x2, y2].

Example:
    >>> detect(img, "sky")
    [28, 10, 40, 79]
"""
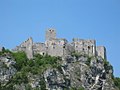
[0, 0, 120, 77]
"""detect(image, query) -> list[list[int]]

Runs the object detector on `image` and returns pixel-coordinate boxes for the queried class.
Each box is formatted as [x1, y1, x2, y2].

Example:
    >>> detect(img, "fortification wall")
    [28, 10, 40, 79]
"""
[25, 37, 33, 59]
[33, 43, 46, 55]
[12, 29, 106, 60]
[45, 38, 68, 56]
[12, 37, 33, 59]
[0, 47, 2, 52]
[96, 46, 106, 59]
[73, 38, 96, 56]
[65, 43, 74, 55]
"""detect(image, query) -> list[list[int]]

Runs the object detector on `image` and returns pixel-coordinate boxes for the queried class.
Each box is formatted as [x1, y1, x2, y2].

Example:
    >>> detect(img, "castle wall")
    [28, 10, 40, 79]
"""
[12, 37, 33, 59]
[65, 43, 74, 55]
[45, 38, 68, 56]
[73, 38, 96, 56]
[12, 43, 26, 52]
[33, 43, 46, 55]
[12, 29, 106, 60]
[0, 47, 2, 52]
[96, 46, 106, 59]
[25, 37, 33, 59]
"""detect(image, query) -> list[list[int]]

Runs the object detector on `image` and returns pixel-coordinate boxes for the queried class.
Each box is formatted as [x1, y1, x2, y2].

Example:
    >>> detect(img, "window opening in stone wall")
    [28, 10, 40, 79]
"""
[88, 46, 90, 49]
[83, 48, 84, 51]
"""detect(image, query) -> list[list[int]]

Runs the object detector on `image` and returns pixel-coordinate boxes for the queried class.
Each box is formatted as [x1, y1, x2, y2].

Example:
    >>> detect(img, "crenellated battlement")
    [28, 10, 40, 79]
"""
[12, 29, 106, 59]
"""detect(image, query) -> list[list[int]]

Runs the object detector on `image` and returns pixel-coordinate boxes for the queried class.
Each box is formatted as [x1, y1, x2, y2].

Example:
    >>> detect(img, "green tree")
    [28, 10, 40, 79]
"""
[12, 51, 28, 70]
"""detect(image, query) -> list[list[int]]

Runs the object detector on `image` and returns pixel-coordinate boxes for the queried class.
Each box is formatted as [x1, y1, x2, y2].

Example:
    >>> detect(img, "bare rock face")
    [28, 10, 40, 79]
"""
[43, 55, 117, 90]
[0, 54, 17, 86]
[0, 53, 118, 90]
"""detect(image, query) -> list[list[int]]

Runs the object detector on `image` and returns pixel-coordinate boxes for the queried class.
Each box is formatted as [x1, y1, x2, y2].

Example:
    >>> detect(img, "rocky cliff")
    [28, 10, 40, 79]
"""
[0, 51, 119, 90]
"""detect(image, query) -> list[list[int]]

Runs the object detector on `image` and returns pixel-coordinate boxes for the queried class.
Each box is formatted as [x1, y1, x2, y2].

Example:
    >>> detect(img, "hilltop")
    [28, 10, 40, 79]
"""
[0, 29, 120, 90]
[0, 48, 120, 90]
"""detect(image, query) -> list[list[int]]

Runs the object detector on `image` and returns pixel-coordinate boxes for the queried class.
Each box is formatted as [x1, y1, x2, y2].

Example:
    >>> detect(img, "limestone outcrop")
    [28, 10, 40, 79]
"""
[0, 29, 118, 90]
[0, 54, 17, 86]
[0, 52, 118, 90]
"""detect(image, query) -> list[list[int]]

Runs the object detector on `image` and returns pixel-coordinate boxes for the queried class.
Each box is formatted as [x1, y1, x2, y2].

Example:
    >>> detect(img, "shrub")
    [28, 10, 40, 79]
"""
[71, 51, 81, 59]
[12, 71, 28, 84]
[114, 77, 120, 89]
[85, 57, 91, 66]
[39, 77, 46, 90]
[0, 48, 12, 55]
[12, 51, 28, 70]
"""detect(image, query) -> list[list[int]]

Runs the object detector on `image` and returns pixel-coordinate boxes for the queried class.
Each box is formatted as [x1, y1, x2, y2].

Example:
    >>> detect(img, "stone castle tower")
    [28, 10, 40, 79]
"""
[12, 29, 106, 60]
[96, 46, 106, 59]
[46, 29, 56, 41]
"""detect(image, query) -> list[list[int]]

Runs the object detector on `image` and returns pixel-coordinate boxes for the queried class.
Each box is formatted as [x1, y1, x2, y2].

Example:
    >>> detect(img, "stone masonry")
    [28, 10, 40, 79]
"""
[12, 37, 33, 59]
[12, 29, 106, 59]
[0, 47, 2, 52]
[96, 46, 107, 59]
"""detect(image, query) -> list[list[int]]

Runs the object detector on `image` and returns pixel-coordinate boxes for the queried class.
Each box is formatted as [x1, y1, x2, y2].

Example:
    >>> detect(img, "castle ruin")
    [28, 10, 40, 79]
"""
[0, 47, 2, 52]
[12, 29, 106, 59]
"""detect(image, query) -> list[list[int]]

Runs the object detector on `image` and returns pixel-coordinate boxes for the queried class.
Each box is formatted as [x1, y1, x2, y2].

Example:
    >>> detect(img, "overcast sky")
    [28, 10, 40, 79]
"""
[0, 0, 120, 77]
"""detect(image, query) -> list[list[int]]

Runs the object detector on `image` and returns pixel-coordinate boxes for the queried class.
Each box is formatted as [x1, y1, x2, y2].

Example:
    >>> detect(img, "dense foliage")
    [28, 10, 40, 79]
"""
[0, 47, 12, 55]
[0, 50, 61, 90]
[114, 77, 120, 89]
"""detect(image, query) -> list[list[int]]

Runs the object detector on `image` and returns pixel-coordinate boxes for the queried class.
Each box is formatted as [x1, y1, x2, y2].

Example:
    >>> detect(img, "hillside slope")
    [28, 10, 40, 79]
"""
[0, 50, 119, 90]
